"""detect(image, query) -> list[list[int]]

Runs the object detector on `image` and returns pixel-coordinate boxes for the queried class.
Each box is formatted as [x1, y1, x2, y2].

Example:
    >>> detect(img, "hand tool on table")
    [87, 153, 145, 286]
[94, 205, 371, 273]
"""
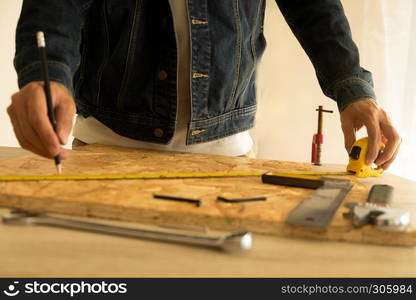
[347, 137, 385, 178]
[343, 184, 410, 231]
[262, 173, 353, 228]
[37, 31, 62, 174]
[311, 105, 333, 165]
[2, 210, 252, 252]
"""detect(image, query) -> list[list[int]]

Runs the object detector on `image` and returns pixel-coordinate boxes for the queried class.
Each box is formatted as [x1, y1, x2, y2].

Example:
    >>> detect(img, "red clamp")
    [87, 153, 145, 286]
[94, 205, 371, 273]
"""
[311, 134, 323, 164]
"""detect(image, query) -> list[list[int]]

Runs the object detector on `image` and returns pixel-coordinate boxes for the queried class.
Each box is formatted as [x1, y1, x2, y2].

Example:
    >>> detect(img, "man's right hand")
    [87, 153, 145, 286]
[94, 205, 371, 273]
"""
[7, 81, 76, 159]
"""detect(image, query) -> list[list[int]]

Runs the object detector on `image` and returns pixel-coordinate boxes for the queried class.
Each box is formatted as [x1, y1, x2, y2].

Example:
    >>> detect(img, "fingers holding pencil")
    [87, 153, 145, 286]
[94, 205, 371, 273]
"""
[7, 32, 75, 174]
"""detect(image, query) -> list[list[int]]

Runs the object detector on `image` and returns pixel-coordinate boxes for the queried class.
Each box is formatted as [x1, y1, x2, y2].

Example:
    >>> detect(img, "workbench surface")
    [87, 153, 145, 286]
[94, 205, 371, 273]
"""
[0, 147, 415, 277]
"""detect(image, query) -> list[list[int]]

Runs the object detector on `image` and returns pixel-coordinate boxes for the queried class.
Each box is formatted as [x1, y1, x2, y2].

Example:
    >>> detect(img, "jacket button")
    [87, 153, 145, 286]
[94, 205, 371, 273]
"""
[153, 128, 164, 138]
[157, 70, 168, 81]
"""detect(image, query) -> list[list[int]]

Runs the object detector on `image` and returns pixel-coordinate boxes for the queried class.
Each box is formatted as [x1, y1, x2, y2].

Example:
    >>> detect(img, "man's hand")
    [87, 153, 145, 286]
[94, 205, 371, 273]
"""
[7, 81, 76, 159]
[340, 99, 401, 170]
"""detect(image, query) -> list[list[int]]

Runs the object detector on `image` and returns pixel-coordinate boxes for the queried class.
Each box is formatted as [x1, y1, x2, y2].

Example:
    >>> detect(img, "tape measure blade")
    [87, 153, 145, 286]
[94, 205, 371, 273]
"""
[286, 180, 353, 228]
[0, 171, 264, 182]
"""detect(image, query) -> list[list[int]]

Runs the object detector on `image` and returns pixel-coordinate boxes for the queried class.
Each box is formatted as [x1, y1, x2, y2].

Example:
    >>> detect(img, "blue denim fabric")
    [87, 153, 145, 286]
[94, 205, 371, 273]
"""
[14, 0, 376, 145]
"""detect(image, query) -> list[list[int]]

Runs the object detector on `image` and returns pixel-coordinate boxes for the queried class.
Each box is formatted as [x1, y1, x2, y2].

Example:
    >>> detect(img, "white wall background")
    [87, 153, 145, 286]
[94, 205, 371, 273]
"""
[0, 1, 413, 180]
[0, 0, 21, 147]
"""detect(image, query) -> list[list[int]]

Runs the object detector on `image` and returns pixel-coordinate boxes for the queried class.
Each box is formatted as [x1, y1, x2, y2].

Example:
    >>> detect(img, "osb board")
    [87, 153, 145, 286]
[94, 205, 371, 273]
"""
[0, 145, 414, 247]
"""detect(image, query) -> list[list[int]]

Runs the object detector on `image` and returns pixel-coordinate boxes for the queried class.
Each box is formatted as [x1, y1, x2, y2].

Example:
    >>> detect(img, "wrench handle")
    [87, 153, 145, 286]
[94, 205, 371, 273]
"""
[367, 184, 394, 207]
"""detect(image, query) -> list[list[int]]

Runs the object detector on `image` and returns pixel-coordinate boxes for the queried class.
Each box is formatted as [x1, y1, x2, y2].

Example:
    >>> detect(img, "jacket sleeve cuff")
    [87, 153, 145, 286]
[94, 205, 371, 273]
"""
[17, 61, 74, 96]
[331, 77, 377, 111]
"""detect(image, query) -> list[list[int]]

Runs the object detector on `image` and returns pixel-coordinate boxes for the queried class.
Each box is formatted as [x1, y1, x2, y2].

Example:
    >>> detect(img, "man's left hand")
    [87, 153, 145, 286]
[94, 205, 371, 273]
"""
[340, 99, 401, 170]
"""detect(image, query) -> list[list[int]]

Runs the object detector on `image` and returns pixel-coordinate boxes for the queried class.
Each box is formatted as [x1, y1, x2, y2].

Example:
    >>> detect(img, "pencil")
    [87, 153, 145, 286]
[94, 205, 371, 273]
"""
[36, 31, 62, 174]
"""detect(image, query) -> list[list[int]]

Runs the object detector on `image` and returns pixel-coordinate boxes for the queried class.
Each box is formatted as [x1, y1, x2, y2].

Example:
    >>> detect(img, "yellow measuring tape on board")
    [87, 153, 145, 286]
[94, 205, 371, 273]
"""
[0, 171, 352, 182]
[0, 137, 383, 182]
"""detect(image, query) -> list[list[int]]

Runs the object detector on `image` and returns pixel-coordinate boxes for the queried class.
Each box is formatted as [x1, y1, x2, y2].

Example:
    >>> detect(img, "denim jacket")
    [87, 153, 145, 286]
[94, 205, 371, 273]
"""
[14, 0, 376, 145]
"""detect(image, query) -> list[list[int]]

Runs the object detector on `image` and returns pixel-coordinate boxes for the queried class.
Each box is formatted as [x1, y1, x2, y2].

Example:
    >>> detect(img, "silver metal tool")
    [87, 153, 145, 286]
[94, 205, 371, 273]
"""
[2, 210, 252, 252]
[367, 184, 394, 206]
[286, 178, 353, 228]
[344, 203, 410, 231]
[344, 184, 410, 231]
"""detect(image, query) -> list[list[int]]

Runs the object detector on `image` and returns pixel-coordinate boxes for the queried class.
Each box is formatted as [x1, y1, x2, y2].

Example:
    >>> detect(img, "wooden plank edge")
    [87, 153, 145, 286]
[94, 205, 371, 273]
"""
[1, 194, 415, 247]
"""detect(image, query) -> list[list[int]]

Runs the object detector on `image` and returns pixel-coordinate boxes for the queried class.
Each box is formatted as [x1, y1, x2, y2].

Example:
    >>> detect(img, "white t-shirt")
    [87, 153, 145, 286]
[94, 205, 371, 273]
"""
[73, 0, 253, 157]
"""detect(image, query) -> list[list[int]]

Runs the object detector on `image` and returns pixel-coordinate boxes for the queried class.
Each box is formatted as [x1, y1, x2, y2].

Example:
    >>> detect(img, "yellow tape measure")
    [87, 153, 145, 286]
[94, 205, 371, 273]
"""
[0, 171, 352, 182]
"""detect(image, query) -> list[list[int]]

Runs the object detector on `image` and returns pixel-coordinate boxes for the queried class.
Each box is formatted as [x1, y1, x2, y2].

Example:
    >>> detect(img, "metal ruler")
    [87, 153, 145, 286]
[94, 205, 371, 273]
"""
[286, 178, 353, 228]
[0, 171, 351, 182]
